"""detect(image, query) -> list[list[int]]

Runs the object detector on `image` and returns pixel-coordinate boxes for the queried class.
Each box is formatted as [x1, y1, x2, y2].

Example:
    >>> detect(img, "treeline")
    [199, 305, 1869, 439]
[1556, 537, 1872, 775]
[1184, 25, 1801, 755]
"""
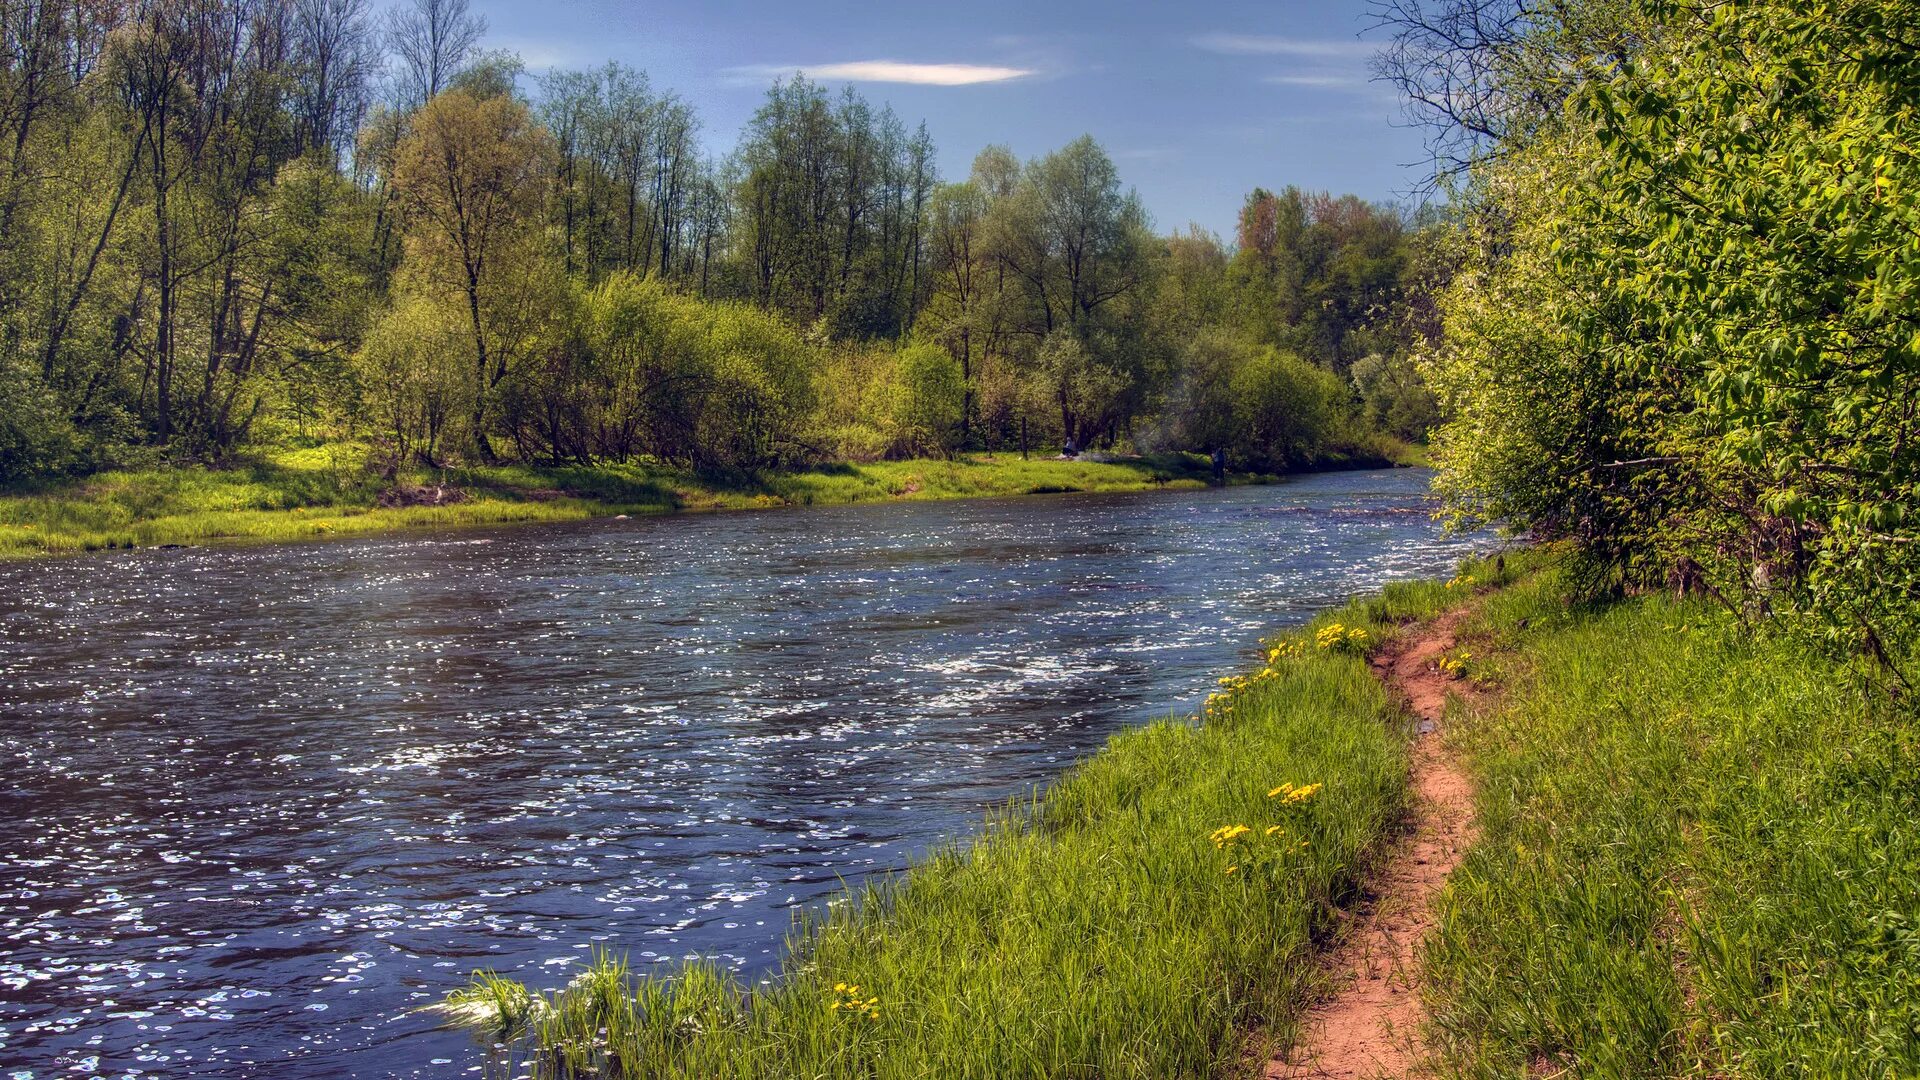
[1389, 0, 1920, 667]
[0, 0, 1441, 483]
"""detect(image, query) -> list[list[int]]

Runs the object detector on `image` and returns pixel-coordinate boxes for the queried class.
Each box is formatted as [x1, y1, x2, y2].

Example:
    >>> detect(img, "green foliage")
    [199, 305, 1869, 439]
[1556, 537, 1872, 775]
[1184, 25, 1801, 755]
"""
[1160, 328, 1244, 454]
[0, 354, 80, 483]
[734, 78, 934, 334]
[1422, 0, 1920, 661]
[691, 298, 818, 469]
[359, 294, 471, 467]
[0, 449, 1248, 558]
[1160, 329, 1371, 470]
[1232, 346, 1348, 471]
[0, 0, 1440, 498]
[1349, 353, 1438, 442]
[889, 342, 966, 457]
[1230, 187, 1419, 371]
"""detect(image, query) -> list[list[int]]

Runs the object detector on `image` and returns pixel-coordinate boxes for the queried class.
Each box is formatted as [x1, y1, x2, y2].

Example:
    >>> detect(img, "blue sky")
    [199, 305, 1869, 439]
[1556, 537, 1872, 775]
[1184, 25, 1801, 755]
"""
[471, 0, 1426, 237]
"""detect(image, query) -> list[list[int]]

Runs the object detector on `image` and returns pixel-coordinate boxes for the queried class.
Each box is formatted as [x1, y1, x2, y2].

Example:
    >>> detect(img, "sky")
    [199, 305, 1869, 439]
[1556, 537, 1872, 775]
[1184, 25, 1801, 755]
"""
[469, 0, 1431, 238]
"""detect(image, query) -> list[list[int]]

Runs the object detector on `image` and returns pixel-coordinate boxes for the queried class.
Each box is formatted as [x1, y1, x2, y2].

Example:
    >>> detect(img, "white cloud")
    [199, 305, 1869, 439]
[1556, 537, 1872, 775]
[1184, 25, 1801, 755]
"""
[1191, 33, 1373, 58]
[729, 60, 1035, 86]
[1262, 74, 1366, 89]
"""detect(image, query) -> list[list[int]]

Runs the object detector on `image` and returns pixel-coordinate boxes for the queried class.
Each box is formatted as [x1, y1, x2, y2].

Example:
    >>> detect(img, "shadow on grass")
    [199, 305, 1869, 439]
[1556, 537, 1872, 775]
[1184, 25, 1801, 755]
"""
[448, 464, 692, 509]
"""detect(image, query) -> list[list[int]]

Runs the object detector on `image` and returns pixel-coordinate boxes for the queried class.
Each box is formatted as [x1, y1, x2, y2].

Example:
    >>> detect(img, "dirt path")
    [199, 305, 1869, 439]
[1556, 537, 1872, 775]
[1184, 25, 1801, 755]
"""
[1267, 606, 1482, 1079]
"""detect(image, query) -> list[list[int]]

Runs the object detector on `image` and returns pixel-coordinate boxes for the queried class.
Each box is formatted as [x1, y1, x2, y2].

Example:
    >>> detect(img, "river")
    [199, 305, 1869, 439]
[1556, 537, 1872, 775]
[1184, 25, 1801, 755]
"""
[0, 468, 1487, 1078]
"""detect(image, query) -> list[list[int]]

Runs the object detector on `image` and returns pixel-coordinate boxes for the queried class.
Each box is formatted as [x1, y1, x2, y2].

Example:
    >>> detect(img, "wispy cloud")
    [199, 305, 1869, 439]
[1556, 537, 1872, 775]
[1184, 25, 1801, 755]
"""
[1262, 73, 1366, 89]
[728, 60, 1035, 86]
[1190, 33, 1372, 58]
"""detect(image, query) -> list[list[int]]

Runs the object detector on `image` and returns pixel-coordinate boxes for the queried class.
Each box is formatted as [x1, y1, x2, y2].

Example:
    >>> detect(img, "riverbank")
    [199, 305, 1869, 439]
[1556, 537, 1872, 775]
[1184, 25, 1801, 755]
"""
[428, 553, 1920, 1077]
[1423, 559, 1920, 1077]
[0, 446, 1409, 558]
[429, 554, 1518, 1078]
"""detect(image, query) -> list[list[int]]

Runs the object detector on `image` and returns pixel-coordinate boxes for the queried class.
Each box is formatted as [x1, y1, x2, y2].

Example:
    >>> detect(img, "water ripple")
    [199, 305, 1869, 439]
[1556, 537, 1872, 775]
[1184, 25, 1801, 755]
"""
[0, 469, 1488, 1078]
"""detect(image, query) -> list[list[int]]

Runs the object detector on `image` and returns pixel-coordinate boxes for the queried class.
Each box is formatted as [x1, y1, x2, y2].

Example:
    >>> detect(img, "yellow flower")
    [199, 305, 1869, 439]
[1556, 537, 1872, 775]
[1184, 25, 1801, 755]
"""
[1265, 825, 1284, 836]
[1224, 865, 1238, 875]
[1209, 823, 1252, 847]
[829, 983, 882, 1018]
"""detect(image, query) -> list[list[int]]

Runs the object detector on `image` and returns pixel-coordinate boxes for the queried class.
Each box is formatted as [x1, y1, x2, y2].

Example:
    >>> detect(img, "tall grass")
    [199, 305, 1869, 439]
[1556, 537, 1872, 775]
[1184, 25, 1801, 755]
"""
[0, 449, 1294, 558]
[431, 563, 1511, 1079]
[1425, 565, 1920, 1078]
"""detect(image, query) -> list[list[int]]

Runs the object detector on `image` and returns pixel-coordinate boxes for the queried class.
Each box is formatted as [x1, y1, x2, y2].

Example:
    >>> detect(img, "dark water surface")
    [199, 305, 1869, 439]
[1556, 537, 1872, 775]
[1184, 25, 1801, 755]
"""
[0, 469, 1486, 1078]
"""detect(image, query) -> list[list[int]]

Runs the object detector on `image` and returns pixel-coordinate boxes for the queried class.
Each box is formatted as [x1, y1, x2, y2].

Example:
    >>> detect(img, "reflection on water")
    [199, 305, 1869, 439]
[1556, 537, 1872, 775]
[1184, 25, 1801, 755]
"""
[0, 468, 1486, 1078]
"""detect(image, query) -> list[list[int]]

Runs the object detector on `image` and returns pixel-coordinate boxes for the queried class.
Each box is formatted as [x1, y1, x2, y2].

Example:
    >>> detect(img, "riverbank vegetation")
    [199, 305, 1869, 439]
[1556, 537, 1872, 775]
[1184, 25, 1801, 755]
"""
[1394, 0, 1920, 674]
[1374, 0, 1920, 1072]
[0, 0, 1439, 548]
[1427, 559, 1920, 1077]
[0, 447, 1274, 557]
[430, 560, 1511, 1079]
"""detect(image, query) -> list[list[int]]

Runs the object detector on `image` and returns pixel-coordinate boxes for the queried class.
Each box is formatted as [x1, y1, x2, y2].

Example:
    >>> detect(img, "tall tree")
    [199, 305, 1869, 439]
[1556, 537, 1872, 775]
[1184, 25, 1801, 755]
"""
[383, 0, 480, 109]
[390, 87, 552, 459]
[290, 0, 376, 159]
[986, 136, 1154, 447]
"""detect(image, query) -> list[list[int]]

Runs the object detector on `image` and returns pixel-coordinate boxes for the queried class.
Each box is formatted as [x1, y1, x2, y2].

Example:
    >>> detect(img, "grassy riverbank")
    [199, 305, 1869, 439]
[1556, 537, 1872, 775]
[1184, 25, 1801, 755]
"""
[1425, 563, 1920, 1077]
[0, 446, 1413, 558]
[428, 555, 1920, 1079]
[431, 559, 1509, 1079]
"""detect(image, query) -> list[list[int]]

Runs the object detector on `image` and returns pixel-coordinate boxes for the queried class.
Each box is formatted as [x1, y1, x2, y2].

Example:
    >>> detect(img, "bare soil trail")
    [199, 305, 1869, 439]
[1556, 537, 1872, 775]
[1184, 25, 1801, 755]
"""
[1267, 605, 1484, 1079]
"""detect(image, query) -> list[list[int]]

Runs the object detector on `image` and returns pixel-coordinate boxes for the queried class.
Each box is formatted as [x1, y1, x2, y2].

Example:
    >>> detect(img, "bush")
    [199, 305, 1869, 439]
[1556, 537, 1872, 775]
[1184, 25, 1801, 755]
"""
[1231, 346, 1346, 470]
[0, 355, 82, 484]
[889, 342, 966, 457]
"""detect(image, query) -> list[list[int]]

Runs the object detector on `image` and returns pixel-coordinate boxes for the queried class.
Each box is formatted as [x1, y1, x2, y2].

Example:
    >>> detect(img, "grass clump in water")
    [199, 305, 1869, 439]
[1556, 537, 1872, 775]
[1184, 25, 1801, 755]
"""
[1424, 563, 1920, 1078]
[429, 558, 1514, 1079]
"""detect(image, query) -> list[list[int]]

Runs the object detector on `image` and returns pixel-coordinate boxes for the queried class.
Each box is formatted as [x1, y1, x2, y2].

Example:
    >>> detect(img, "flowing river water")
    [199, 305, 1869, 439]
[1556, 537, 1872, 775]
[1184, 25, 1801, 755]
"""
[0, 468, 1488, 1078]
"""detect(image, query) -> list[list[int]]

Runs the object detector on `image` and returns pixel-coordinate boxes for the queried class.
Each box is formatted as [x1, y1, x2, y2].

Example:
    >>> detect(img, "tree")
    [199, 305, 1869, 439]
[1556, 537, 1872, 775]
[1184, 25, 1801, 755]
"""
[291, 0, 378, 159]
[358, 292, 467, 467]
[1409, 0, 1920, 668]
[1349, 352, 1437, 441]
[1231, 346, 1345, 470]
[384, 0, 482, 109]
[731, 77, 933, 336]
[987, 137, 1156, 447]
[922, 175, 1003, 446]
[390, 87, 554, 459]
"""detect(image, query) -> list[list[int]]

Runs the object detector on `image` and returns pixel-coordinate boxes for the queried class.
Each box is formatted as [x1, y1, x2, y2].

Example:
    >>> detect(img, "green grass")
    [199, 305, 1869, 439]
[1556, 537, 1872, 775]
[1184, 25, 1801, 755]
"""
[0, 448, 1293, 558]
[429, 560, 1513, 1080]
[1424, 563, 1920, 1078]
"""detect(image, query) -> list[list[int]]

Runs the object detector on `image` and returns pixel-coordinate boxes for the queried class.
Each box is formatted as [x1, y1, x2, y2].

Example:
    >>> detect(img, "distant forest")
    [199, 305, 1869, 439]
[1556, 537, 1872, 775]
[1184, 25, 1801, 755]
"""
[0, 0, 1442, 480]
